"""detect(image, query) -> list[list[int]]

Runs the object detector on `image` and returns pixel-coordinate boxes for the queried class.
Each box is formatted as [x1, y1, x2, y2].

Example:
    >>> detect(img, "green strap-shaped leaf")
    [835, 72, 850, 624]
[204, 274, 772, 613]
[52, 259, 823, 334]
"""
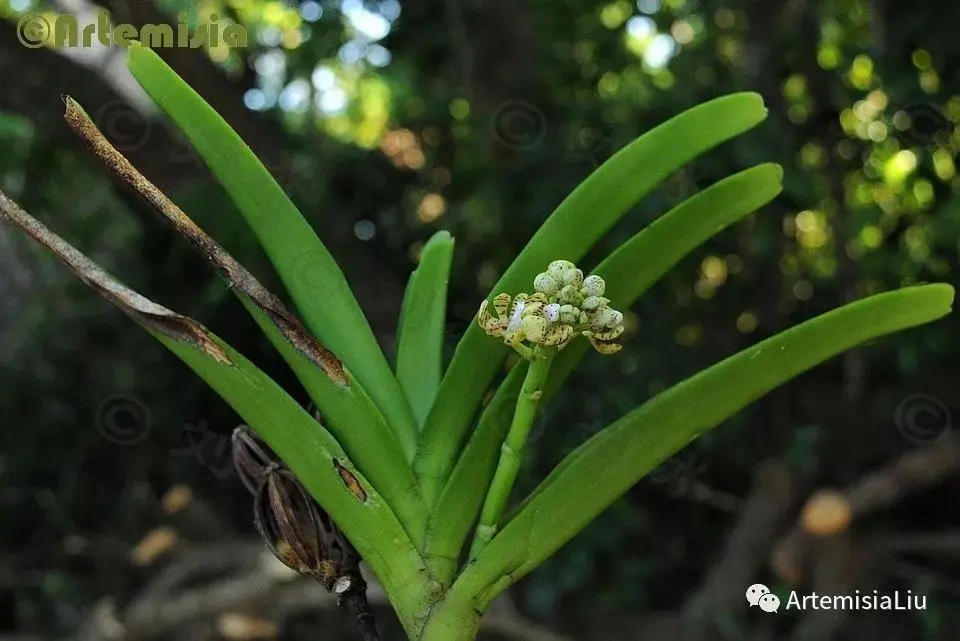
[60, 94, 427, 544]
[126, 45, 419, 460]
[237, 295, 428, 547]
[0, 190, 431, 635]
[423, 365, 524, 585]
[548, 162, 785, 394]
[396, 231, 455, 427]
[424, 164, 783, 581]
[150, 330, 432, 636]
[415, 93, 769, 504]
[452, 284, 955, 608]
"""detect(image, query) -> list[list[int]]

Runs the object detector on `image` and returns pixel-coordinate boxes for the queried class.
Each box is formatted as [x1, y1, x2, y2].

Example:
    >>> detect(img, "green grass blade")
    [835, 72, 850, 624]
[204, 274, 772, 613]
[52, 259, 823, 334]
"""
[0, 190, 431, 634]
[455, 284, 955, 607]
[126, 44, 418, 459]
[396, 231, 455, 427]
[424, 164, 783, 577]
[415, 93, 770, 503]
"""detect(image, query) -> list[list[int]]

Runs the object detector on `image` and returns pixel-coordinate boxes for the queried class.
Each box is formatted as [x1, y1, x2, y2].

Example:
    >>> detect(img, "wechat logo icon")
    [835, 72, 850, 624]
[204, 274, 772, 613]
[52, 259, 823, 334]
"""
[746, 584, 780, 613]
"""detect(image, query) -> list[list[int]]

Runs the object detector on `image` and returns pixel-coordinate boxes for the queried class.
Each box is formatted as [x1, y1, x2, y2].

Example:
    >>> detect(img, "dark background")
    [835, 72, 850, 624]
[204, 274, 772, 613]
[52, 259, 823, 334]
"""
[1, 0, 959, 639]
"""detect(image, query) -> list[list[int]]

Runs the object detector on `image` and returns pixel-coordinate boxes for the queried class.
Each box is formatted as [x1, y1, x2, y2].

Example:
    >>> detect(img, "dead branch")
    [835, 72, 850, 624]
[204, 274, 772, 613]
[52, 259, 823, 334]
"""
[772, 432, 960, 584]
[682, 460, 797, 627]
[72, 540, 571, 641]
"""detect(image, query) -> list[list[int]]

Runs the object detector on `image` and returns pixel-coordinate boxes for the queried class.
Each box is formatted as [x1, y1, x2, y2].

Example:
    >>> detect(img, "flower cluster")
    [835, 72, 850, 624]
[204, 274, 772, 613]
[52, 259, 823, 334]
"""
[477, 260, 625, 356]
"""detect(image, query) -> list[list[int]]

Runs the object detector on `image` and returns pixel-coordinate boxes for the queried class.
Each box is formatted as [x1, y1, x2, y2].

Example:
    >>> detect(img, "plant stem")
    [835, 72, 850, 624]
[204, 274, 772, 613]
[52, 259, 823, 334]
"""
[338, 570, 381, 641]
[417, 590, 481, 641]
[468, 347, 555, 559]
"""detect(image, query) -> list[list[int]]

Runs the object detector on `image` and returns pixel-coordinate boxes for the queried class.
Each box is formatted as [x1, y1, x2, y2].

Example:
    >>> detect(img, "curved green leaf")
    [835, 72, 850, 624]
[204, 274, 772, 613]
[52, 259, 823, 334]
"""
[238, 295, 428, 547]
[416, 93, 770, 504]
[126, 45, 418, 460]
[455, 284, 954, 608]
[396, 231, 455, 427]
[548, 162, 785, 394]
[0, 190, 432, 635]
[150, 329, 431, 636]
[60, 95, 426, 540]
[424, 163, 783, 580]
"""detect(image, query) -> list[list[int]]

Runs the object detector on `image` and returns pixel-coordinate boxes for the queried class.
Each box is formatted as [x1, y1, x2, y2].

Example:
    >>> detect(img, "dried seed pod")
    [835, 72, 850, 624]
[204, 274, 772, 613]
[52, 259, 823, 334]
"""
[251, 465, 379, 639]
[254, 466, 361, 584]
[231, 426, 280, 496]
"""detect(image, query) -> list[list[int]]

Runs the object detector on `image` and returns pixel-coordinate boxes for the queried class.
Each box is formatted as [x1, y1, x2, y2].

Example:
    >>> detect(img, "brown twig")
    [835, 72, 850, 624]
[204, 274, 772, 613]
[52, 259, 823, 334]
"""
[772, 432, 960, 583]
[682, 460, 797, 628]
[72, 541, 565, 641]
[61, 97, 346, 386]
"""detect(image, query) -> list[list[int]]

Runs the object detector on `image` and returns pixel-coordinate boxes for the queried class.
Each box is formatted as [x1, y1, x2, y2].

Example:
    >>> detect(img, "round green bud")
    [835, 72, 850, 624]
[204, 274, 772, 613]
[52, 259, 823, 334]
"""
[581, 295, 608, 312]
[535, 272, 560, 296]
[593, 307, 623, 329]
[559, 304, 579, 324]
[563, 268, 584, 287]
[559, 284, 580, 303]
[581, 274, 605, 297]
[547, 259, 575, 280]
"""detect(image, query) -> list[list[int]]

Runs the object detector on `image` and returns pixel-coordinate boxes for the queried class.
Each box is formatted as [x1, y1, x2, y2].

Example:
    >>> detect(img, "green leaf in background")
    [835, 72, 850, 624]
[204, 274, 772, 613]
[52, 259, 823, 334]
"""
[424, 163, 783, 579]
[125, 45, 419, 460]
[396, 231, 455, 427]
[453, 284, 955, 609]
[415, 93, 770, 505]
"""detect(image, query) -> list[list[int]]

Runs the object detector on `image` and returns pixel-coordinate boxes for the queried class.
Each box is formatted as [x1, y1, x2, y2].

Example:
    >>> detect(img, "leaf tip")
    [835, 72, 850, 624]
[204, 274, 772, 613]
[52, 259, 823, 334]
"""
[768, 162, 784, 183]
[931, 283, 955, 312]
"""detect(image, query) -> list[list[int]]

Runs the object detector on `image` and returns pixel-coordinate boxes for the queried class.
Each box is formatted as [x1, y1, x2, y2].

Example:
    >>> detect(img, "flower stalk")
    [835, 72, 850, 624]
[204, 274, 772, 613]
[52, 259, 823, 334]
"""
[469, 346, 555, 559]
[470, 260, 626, 558]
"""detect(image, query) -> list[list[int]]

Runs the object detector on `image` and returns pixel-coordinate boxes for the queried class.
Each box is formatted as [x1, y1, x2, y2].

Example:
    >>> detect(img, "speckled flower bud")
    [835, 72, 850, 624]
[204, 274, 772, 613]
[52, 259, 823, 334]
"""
[592, 307, 623, 329]
[544, 303, 561, 322]
[581, 274, 605, 297]
[562, 268, 584, 287]
[547, 259, 575, 280]
[478, 259, 627, 356]
[534, 272, 559, 296]
[559, 304, 579, 324]
[559, 284, 580, 303]
[581, 296, 608, 312]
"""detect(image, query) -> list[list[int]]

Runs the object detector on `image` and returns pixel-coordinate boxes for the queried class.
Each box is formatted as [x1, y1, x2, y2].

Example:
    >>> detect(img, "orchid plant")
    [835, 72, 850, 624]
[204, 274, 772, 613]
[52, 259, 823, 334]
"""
[0, 45, 952, 641]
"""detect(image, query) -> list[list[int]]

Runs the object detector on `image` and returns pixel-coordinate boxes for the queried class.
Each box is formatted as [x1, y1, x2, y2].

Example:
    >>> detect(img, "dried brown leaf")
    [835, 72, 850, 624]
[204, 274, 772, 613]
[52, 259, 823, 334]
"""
[0, 189, 231, 364]
[63, 96, 346, 386]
